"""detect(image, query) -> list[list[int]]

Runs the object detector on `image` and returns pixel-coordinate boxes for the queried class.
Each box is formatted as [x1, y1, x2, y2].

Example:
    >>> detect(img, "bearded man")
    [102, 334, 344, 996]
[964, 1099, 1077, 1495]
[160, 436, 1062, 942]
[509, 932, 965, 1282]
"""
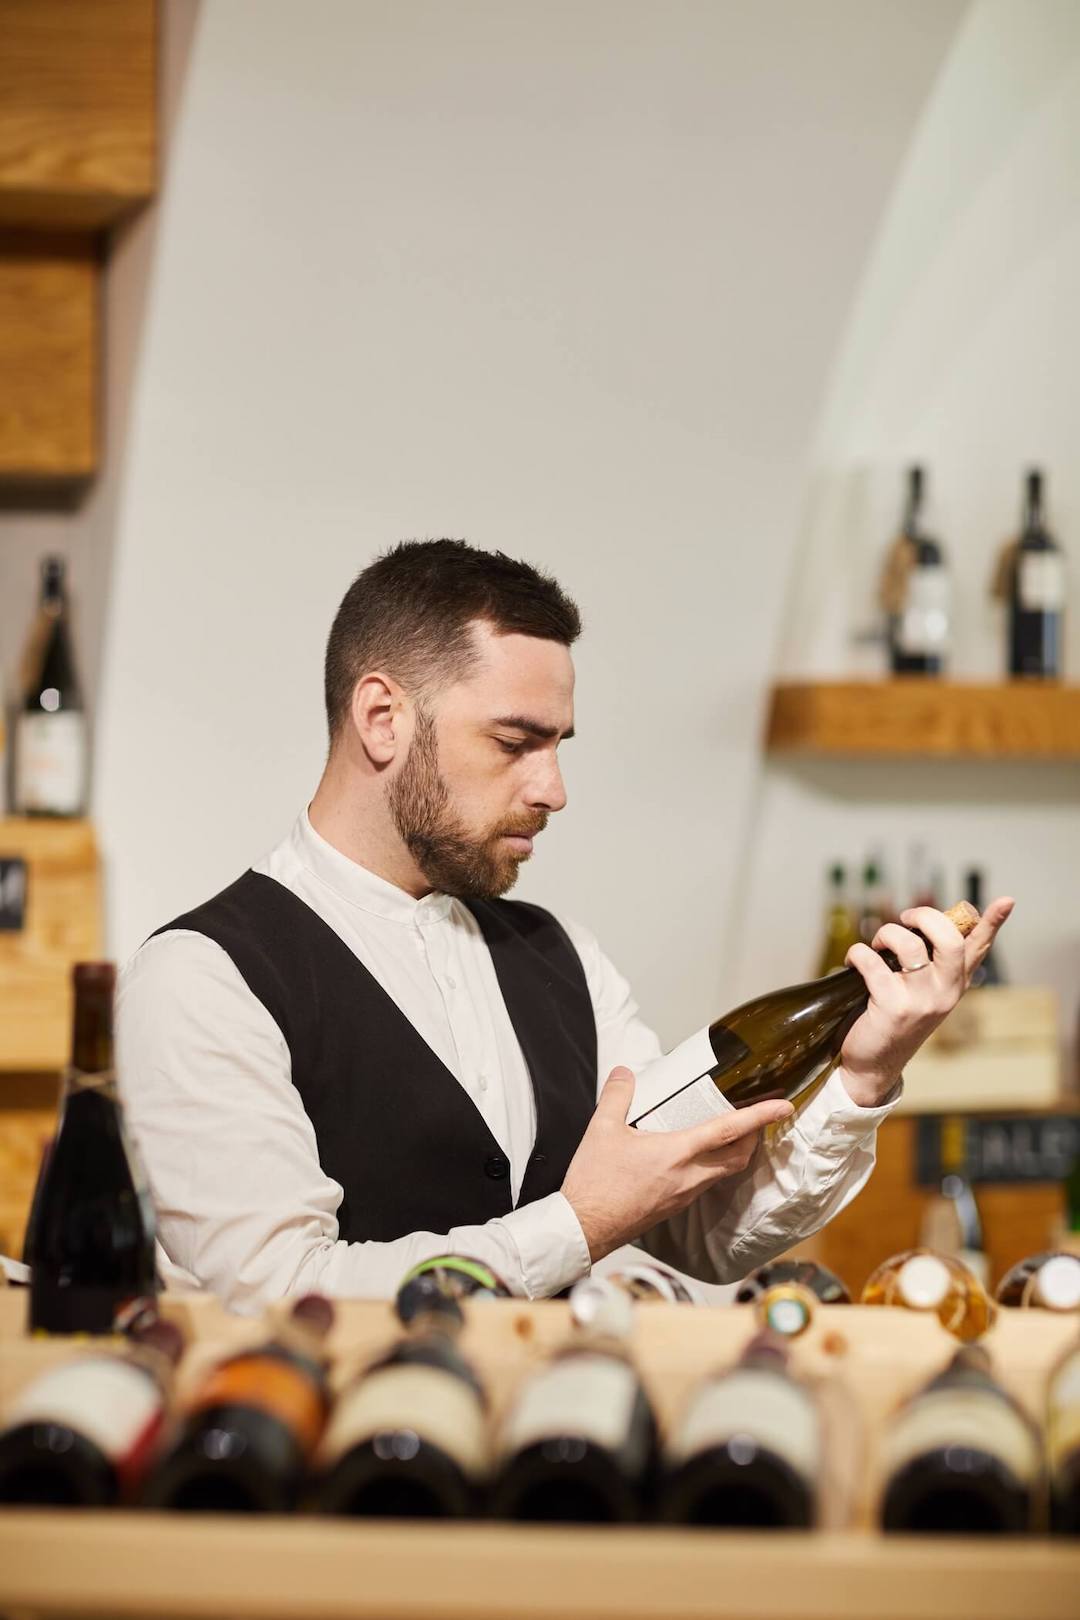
[119, 539, 1011, 1311]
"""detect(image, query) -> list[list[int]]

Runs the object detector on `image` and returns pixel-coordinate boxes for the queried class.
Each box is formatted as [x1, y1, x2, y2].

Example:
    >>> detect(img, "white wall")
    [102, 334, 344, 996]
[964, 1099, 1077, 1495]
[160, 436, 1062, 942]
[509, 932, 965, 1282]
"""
[83, 0, 964, 1049]
[734, 1, 1080, 1058]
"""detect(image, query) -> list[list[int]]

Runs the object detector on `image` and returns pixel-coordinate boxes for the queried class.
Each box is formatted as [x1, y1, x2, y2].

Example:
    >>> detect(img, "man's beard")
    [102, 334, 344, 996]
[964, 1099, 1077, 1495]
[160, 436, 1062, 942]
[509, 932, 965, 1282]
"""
[387, 708, 547, 900]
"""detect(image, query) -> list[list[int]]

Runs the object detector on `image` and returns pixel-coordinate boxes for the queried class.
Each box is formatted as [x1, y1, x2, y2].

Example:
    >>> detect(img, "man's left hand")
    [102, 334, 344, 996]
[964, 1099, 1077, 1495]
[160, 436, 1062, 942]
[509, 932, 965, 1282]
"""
[840, 896, 1015, 1108]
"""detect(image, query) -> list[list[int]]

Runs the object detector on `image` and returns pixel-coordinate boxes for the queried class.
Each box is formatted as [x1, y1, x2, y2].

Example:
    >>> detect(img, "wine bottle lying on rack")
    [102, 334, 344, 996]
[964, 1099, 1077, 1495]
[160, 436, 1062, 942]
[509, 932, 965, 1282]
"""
[996, 1252, 1080, 1311]
[490, 1292, 657, 1523]
[394, 1254, 509, 1325]
[736, 1259, 851, 1307]
[143, 1296, 332, 1513]
[0, 1313, 182, 1507]
[861, 1249, 995, 1341]
[312, 1292, 487, 1518]
[630, 901, 978, 1132]
[1048, 1338, 1080, 1536]
[880, 1346, 1038, 1535]
[659, 1332, 820, 1528]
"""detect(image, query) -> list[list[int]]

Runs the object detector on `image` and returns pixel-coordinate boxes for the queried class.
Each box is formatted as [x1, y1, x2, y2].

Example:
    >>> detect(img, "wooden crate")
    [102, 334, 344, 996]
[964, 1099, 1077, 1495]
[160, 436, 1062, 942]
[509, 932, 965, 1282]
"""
[899, 987, 1062, 1113]
[0, 1295, 1076, 1620]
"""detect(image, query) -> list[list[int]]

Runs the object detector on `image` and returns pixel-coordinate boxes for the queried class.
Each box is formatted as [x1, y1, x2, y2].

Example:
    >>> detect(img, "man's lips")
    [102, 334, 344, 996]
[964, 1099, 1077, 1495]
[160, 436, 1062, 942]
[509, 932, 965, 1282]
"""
[502, 834, 534, 854]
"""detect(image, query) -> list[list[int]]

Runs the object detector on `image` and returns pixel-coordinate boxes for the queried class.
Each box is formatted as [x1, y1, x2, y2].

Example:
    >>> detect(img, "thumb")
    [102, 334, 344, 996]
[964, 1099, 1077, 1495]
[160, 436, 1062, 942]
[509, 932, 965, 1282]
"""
[595, 1065, 636, 1123]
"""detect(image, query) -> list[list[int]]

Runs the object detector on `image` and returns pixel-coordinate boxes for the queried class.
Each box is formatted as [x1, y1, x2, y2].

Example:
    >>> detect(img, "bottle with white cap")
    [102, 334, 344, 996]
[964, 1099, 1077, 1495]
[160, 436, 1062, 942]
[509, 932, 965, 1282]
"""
[996, 1251, 1080, 1312]
[861, 1248, 996, 1341]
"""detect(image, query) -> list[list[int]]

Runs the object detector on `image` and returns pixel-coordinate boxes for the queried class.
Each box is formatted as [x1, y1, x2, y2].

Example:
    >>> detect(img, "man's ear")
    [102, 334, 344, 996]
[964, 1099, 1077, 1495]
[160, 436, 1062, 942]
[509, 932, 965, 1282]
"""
[350, 672, 408, 766]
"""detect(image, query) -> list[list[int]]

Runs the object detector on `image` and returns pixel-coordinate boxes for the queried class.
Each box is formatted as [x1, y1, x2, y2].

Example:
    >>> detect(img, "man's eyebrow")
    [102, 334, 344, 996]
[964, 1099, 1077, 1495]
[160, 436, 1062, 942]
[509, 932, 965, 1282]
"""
[490, 715, 575, 742]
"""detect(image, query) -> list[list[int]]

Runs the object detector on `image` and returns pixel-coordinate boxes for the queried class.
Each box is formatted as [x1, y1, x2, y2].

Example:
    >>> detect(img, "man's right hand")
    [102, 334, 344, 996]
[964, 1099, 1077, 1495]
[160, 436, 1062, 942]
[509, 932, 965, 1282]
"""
[561, 1066, 794, 1263]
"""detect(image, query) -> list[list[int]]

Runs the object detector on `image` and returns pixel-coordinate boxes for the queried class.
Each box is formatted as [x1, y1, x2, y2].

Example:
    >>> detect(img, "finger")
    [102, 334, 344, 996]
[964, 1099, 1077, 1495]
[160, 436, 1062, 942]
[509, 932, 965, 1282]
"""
[846, 940, 902, 1002]
[871, 922, 932, 970]
[679, 1096, 793, 1156]
[595, 1066, 635, 1122]
[898, 906, 966, 967]
[962, 895, 1015, 978]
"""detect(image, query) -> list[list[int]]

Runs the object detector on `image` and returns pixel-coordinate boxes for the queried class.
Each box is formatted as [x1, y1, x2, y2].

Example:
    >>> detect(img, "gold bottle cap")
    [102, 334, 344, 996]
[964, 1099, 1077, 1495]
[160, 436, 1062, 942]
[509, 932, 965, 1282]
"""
[898, 1253, 951, 1309]
[756, 1283, 814, 1338]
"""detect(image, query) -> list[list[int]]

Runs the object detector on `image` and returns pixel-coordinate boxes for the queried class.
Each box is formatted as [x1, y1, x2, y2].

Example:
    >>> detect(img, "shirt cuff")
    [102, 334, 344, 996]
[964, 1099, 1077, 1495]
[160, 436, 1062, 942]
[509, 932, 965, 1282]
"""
[793, 1066, 903, 1154]
[504, 1192, 592, 1299]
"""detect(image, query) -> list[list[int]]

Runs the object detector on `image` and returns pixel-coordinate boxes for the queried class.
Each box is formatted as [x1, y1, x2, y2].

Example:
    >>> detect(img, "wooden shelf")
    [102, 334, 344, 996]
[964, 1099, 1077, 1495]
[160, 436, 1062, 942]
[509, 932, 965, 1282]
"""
[1, 1298, 1078, 1619]
[0, 817, 101, 1072]
[765, 680, 1080, 759]
[0, 1517, 1076, 1620]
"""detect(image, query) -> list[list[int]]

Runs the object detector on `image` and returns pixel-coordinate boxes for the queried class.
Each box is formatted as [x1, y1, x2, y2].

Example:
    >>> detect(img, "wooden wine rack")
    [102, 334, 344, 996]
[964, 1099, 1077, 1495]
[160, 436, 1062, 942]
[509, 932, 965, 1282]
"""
[0, 1293, 1077, 1619]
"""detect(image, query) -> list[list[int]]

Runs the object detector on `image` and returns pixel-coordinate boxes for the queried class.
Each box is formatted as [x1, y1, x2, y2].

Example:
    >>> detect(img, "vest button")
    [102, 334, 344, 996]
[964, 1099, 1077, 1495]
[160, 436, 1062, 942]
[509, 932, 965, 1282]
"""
[530, 1152, 547, 1167]
[484, 1154, 510, 1180]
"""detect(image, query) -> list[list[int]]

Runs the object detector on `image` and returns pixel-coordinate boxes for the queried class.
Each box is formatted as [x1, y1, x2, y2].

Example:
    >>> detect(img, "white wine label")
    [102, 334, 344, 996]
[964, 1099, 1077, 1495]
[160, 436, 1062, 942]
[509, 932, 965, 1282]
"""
[14, 711, 86, 815]
[499, 1354, 639, 1458]
[7, 1357, 162, 1468]
[1048, 1353, 1080, 1472]
[1019, 552, 1066, 613]
[630, 1026, 741, 1132]
[881, 1387, 1039, 1485]
[670, 1369, 819, 1482]
[318, 1363, 488, 1479]
[897, 566, 949, 656]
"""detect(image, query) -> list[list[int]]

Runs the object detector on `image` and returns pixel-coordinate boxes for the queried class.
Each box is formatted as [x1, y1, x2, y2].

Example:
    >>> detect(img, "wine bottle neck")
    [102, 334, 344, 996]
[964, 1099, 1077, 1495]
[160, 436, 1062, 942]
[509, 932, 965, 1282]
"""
[70, 987, 116, 1075]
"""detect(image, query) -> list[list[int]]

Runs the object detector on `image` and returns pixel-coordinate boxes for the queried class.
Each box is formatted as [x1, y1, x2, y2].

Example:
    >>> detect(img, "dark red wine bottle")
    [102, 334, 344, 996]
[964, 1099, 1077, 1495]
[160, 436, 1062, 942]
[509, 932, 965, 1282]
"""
[30, 963, 157, 1334]
[143, 1296, 333, 1513]
[660, 1332, 820, 1527]
[313, 1292, 487, 1518]
[888, 467, 949, 676]
[1009, 469, 1064, 679]
[0, 1313, 182, 1507]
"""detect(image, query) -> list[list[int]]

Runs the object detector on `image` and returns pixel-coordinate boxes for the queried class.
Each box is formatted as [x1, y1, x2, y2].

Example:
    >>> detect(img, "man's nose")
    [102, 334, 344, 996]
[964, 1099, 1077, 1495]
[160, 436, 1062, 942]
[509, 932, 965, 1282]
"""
[526, 753, 567, 813]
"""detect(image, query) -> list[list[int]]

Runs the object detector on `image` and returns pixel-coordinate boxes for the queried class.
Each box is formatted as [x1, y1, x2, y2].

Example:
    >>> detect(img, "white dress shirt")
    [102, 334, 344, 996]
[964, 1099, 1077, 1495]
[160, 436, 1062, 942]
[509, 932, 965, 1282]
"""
[117, 811, 901, 1313]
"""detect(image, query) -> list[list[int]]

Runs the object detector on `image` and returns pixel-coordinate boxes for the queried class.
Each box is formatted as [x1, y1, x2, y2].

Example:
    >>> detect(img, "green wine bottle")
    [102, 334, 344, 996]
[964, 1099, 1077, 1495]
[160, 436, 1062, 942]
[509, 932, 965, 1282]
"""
[630, 901, 978, 1133]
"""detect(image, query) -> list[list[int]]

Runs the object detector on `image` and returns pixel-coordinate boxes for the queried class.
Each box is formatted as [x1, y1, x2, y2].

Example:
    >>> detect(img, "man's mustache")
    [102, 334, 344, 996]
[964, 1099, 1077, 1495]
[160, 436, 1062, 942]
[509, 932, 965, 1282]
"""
[497, 814, 549, 839]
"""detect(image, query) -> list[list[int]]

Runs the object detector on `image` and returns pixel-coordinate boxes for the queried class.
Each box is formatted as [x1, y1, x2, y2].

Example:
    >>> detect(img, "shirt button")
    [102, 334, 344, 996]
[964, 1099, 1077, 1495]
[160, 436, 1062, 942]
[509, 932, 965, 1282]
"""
[445, 974, 457, 990]
[484, 1154, 510, 1180]
[477, 1072, 489, 1092]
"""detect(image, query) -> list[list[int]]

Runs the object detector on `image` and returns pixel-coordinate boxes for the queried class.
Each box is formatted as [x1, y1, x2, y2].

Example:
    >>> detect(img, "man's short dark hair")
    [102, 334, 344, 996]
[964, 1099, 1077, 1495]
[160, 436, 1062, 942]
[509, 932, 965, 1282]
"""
[324, 539, 582, 739]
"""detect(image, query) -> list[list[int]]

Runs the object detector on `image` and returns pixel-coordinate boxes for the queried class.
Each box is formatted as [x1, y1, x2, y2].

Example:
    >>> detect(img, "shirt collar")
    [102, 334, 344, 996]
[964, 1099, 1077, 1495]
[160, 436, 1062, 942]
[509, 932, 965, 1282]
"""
[290, 810, 453, 926]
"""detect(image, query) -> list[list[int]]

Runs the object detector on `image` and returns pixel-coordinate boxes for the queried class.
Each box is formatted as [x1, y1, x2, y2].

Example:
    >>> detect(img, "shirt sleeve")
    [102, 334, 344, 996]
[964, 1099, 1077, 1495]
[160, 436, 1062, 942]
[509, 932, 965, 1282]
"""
[560, 915, 901, 1286]
[117, 932, 590, 1314]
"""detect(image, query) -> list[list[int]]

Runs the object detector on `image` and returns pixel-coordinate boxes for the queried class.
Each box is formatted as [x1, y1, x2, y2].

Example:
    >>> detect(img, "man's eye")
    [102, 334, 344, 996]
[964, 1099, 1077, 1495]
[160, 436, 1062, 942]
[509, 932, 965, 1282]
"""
[495, 738, 526, 756]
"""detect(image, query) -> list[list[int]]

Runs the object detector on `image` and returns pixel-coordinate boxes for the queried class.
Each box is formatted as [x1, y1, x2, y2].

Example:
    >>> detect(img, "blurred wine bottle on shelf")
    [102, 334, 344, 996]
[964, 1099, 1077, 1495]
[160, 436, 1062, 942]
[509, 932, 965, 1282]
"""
[918, 1116, 989, 1289]
[996, 1252, 1080, 1311]
[1048, 1338, 1080, 1535]
[12, 556, 87, 817]
[857, 856, 896, 945]
[313, 1291, 486, 1518]
[630, 902, 978, 1132]
[600, 1262, 697, 1303]
[880, 467, 950, 676]
[965, 870, 1004, 987]
[659, 1332, 820, 1528]
[736, 1258, 851, 1307]
[997, 468, 1065, 680]
[490, 1288, 657, 1523]
[30, 963, 157, 1335]
[816, 864, 860, 976]
[0, 1312, 182, 1507]
[144, 1296, 333, 1512]
[879, 1345, 1038, 1535]
[861, 1249, 996, 1341]
[395, 1254, 509, 1324]
[906, 843, 941, 911]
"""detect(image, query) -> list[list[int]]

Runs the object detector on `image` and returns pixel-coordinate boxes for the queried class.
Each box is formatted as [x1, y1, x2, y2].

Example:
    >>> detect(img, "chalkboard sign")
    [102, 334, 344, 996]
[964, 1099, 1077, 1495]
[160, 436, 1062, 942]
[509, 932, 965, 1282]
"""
[0, 858, 27, 932]
[916, 1113, 1080, 1186]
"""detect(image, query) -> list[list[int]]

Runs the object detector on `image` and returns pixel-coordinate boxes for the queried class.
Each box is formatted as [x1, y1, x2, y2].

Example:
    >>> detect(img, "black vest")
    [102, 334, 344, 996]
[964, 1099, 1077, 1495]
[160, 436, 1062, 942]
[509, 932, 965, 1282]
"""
[153, 872, 598, 1243]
